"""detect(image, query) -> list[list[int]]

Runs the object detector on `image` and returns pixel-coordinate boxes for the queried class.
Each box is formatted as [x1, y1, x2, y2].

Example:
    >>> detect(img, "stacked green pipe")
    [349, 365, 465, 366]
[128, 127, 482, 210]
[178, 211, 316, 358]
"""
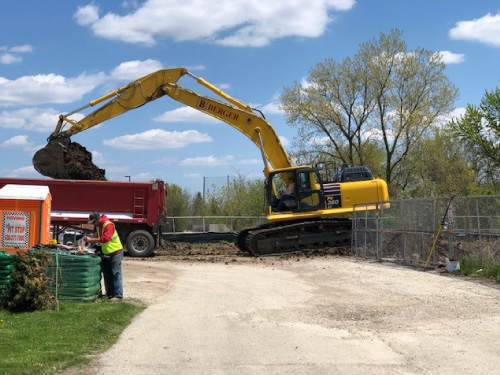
[0, 251, 14, 300]
[45, 250, 102, 302]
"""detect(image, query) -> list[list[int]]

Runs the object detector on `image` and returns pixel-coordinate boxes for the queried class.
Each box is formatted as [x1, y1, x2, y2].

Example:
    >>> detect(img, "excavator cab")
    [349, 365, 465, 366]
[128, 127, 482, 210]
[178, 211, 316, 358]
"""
[267, 168, 326, 214]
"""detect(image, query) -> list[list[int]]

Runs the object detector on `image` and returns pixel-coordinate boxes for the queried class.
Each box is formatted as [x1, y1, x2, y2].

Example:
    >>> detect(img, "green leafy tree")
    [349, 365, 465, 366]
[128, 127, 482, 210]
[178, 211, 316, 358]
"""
[166, 183, 191, 216]
[204, 173, 265, 216]
[398, 130, 477, 198]
[281, 29, 459, 195]
[190, 192, 205, 216]
[450, 87, 500, 174]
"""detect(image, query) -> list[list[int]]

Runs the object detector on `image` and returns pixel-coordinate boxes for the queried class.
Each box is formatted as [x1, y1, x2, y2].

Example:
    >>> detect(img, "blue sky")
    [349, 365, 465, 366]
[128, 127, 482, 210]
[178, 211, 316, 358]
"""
[1, 0, 499, 192]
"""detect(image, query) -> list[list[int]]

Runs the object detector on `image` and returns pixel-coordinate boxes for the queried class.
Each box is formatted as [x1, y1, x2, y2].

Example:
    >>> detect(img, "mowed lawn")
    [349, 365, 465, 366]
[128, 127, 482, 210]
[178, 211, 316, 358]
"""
[0, 301, 144, 375]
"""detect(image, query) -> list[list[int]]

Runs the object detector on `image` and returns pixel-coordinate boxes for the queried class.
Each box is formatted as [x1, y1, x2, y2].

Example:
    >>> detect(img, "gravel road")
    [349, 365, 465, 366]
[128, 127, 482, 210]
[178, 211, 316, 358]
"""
[93, 255, 500, 374]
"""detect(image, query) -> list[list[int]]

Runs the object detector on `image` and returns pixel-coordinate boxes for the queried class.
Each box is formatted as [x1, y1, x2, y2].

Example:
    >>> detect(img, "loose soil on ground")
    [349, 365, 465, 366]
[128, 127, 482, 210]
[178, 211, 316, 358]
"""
[153, 241, 349, 264]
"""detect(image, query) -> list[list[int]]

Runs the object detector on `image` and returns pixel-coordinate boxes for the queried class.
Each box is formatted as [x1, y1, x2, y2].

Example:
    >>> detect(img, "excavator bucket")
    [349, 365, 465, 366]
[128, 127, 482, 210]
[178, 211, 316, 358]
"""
[33, 136, 106, 180]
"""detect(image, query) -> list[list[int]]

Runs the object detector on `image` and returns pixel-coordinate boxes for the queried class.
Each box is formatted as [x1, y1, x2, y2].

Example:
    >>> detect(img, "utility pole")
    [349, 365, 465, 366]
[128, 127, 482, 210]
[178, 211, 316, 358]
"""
[203, 177, 206, 202]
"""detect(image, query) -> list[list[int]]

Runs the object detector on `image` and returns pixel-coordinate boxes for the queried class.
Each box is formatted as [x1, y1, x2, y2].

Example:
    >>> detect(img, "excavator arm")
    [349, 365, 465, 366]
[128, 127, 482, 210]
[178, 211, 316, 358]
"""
[33, 68, 291, 179]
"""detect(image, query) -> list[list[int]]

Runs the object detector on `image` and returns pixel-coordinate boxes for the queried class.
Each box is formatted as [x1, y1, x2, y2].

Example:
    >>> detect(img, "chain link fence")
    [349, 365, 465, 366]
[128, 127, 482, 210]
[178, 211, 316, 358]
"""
[203, 175, 264, 196]
[352, 196, 500, 266]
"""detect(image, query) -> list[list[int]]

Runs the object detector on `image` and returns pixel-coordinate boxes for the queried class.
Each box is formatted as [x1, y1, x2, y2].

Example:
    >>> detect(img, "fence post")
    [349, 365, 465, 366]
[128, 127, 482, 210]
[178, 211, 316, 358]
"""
[352, 207, 357, 256]
[402, 200, 407, 262]
[476, 197, 482, 259]
[203, 177, 206, 202]
[172, 217, 176, 233]
[364, 207, 368, 257]
[449, 198, 454, 259]
[375, 207, 380, 260]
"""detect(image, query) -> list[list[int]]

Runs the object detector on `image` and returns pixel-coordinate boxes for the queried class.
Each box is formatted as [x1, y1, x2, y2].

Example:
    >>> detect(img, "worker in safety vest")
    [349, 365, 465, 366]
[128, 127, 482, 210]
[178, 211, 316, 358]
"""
[83, 211, 123, 301]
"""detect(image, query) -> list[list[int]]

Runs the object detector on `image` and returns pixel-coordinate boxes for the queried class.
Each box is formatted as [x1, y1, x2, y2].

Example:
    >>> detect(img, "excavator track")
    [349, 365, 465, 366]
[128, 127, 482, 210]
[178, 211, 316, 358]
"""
[237, 219, 352, 256]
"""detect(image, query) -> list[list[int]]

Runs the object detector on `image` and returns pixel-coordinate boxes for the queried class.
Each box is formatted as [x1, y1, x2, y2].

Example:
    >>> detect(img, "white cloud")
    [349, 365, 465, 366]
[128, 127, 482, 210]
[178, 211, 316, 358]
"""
[183, 173, 202, 178]
[362, 128, 396, 143]
[449, 107, 466, 120]
[437, 50, 465, 64]
[0, 54, 22, 65]
[73, 0, 356, 47]
[300, 77, 312, 90]
[1, 135, 33, 148]
[104, 165, 130, 173]
[279, 136, 290, 147]
[186, 64, 205, 71]
[91, 150, 105, 164]
[259, 101, 284, 115]
[6, 165, 40, 177]
[0, 59, 165, 107]
[133, 172, 154, 181]
[0, 108, 61, 131]
[180, 155, 235, 166]
[151, 156, 178, 165]
[10, 45, 33, 53]
[74, 3, 100, 26]
[0, 72, 106, 107]
[435, 107, 467, 127]
[110, 59, 164, 80]
[0, 45, 33, 65]
[153, 106, 219, 124]
[449, 13, 500, 47]
[238, 158, 261, 165]
[103, 129, 212, 149]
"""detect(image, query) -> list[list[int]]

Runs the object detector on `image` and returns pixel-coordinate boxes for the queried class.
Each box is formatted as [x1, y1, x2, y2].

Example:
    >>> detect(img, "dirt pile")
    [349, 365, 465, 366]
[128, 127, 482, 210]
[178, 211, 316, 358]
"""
[146, 241, 350, 264]
[33, 139, 106, 180]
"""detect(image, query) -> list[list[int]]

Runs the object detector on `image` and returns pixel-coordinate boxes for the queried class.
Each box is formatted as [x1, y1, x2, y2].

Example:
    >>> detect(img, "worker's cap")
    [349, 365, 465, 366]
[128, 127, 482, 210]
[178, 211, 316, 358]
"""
[88, 211, 101, 224]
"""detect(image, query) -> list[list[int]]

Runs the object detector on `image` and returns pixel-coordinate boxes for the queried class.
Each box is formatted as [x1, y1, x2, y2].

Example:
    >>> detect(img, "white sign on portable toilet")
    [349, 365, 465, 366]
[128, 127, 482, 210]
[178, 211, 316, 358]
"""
[2, 211, 30, 248]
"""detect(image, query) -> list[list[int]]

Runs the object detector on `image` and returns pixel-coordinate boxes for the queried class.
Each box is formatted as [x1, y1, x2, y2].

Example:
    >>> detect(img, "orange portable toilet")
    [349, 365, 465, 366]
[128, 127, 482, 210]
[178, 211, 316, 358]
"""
[0, 184, 51, 253]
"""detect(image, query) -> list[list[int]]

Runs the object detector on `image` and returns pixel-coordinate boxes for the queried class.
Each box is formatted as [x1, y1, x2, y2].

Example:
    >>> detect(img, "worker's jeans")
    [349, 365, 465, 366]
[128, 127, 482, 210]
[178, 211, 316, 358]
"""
[102, 252, 123, 298]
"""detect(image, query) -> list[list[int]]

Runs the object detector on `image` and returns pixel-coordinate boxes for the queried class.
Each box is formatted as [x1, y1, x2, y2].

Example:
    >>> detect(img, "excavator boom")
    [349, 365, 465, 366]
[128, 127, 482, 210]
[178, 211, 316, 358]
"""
[33, 68, 291, 179]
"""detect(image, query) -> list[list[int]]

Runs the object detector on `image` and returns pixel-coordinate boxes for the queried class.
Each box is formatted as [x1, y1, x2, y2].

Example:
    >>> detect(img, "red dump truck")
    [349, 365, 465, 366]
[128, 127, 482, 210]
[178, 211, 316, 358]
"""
[0, 177, 167, 257]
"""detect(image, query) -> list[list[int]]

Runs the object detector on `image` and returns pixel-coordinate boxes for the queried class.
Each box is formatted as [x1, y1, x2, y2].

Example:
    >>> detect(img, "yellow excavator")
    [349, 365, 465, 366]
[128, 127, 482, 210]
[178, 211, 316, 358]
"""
[33, 68, 389, 255]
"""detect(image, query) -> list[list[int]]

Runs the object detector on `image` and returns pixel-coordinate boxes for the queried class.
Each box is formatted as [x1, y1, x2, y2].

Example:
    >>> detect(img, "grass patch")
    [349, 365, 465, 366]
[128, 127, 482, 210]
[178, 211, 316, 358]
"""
[0, 300, 144, 375]
[459, 255, 500, 280]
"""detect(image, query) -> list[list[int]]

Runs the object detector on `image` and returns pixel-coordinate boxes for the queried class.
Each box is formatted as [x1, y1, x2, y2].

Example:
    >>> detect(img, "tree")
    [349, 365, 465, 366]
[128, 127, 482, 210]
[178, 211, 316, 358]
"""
[190, 192, 205, 216]
[281, 29, 459, 195]
[282, 55, 375, 167]
[398, 129, 477, 198]
[450, 87, 500, 171]
[203, 173, 265, 216]
[166, 183, 191, 217]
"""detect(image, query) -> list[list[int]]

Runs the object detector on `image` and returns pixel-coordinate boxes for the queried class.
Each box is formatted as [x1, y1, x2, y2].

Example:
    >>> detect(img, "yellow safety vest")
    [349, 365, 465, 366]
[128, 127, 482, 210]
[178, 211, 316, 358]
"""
[97, 221, 122, 255]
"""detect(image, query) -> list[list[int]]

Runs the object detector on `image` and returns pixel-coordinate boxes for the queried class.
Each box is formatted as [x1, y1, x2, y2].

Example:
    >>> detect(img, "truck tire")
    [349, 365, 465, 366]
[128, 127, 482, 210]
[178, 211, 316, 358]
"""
[126, 230, 155, 257]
